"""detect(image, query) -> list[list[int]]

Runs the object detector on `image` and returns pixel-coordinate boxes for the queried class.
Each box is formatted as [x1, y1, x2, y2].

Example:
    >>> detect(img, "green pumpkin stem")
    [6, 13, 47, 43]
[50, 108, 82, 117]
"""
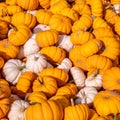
[114, 113, 117, 120]
[70, 98, 74, 106]
[37, 78, 43, 85]
[93, 68, 99, 77]
[18, 65, 26, 71]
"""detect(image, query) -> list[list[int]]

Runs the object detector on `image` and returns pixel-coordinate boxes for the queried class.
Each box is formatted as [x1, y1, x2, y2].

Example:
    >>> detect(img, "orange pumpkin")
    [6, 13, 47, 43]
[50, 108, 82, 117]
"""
[5, 0, 17, 5]
[0, 2, 7, 17]
[0, 57, 4, 69]
[39, 0, 51, 8]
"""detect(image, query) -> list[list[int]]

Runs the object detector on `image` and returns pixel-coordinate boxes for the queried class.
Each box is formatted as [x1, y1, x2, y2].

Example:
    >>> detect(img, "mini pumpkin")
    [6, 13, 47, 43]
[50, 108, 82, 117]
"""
[8, 25, 31, 46]
[0, 2, 7, 16]
[0, 57, 4, 69]
[5, 0, 17, 5]
[39, 0, 51, 8]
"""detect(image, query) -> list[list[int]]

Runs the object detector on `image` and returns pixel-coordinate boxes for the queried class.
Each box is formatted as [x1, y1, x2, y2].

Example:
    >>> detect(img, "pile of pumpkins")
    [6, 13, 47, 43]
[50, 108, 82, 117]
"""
[0, 0, 120, 119]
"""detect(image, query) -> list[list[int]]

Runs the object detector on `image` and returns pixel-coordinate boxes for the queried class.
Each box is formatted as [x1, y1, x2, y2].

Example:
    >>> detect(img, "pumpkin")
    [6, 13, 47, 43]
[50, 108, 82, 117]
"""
[0, 97, 11, 119]
[85, 55, 113, 73]
[64, 98, 90, 120]
[39, 67, 69, 87]
[8, 100, 29, 120]
[75, 86, 98, 106]
[114, 17, 120, 36]
[0, 2, 7, 17]
[89, 109, 99, 120]
[5, 0, 17, 5]
[50, 95, 70, 108]
[93, 27, 114, 39]
[49, 14, 72, 34]
[8, 24, 31, 46]
[11, 12, 37, 29]
[111, 0, 120, 4]
[59, 7, 79, 22]
[36, 9, 53, 25]
[69, 46, 88, 70]
[39, 0, 51, 8]
[23, 35, 40, 57]
[75, 39, 103, 57]
[57, 58, 72, 73]
[49, 0, 70, 14]
[72, 13, 93, 32]
[93, 17, 110, 29]
[0, 39, 19, 60]
[102, 67, 120, 90]
[26, 53, 48, 74]
[70, 66, 86, 89]
[2, 59, 26, 85]
[0, 57, 4, 69]
[17, 0, 39, 10]
[72, 2, 91, 15]
[99, 37, 120, 60]
[26, 91, 47, 103]
[33, 24, 50, 33]
[6, 5, 23, 15]
[70, 30, 94, 45]
[0, 20, 9, 39]
[25, 100, 63, 120]
[0, 79, 11, 98]
[56, 83, 78, 99]
[91, 0, 103, 17]
[85, 69, 103, 90]
[40, 46, 66, 64]
[16, 71, 36, 93]
[0, 15, 11, 23]
[36, 29, 59, 47]
[32, 76, 58, 98]
[58, 35, 73, 52]
[93, 90, 120, 116]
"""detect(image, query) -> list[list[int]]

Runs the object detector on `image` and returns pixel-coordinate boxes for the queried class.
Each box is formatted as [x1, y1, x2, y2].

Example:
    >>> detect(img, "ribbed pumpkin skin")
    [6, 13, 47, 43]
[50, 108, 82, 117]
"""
[40, 46, 66, 64]
[0, 20, 9, 39]
[102, 67, 120, 90]
[0, 3, 7, 16]
[100, 37, 120, 60]
[91, 0, 103, 17]
[17, 0, 39, 10]
[6, 5, 23, 15]
[64, 104, 90, 120]
[36, 9, 53, 25]
[25, 100, 63, 120]
[39, 0, 51, 9]
[5, 0, 17, 5]
[36, 29, 59, 47]
[8, 25, 31, 46]
[11, 12, 37, 29]
[93, 90, 120, 116]
[0, 39, 19, 60]
[72, 13, 93, 32]
[39, 68, 69, 87]
[49, 14, 72, 34]
[0, 57, 4, 69]
[70, 30, 94, 45]
[32, 76, 58, 98]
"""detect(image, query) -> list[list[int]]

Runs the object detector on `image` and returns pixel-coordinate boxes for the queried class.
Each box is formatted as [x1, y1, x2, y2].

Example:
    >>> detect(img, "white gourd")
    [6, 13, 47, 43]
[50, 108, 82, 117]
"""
[2, 59, 26, 85]
[8, 100, 29, 120]
[57, 58, 72, 72]
[27, 10, 37, 16]
[70, 67, 86, 89]
[58, 35, 74, 52]
[75, 86, 98, 106]
[26, 52, 48, 74]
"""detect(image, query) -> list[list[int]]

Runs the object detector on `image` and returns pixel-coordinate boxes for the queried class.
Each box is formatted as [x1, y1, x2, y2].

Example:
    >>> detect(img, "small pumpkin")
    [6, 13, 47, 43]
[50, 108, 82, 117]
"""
[5, 0, 17, 5]
[49, 14, 72, 34]
[36, 29, 59, 47]
[17, 0, 39, 10]
[0, 57, 4, 69]
[40, 46, 66, 64]
[8, 100, 29, 120]
[36, 9, 53, 25]
[39, 67, 69, 87]
[32, 76, 58, 98]
[26, 53, 48, 74]
[0, 2, 7, 17]
[25, 100, 63, 120]
[39, 0, 51, 8]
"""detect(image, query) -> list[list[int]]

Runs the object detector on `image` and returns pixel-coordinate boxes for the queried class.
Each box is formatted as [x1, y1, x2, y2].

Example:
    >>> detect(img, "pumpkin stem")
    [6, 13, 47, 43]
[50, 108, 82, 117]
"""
[70, 98, 74, 106]
[18, 65, 26, 71]
[89, 27, 93, 33]
[93, 68, 99, 77]
[9, 24, 17, 31]
[37, 78, 43, 85]
[2, 9, 4, 17]
[114, 113, 117, 120]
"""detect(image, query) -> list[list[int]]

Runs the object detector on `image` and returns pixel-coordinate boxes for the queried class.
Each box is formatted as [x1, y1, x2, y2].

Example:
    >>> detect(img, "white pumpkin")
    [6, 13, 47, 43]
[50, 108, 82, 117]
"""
[23, 35, 40, 57]
[113, 4, 120, 14]
[70, 67, 86, 89]
[57, 58, 72, 72]
[33, 24, 50, 33]
[2, 59, 26, 85]
[75, 86, 98, 106]
[8, 100, 29, 120]
[27, 10, 37, 16]
[85, 71, 103, 90]
[58, 35, 74, 52]
[26, 52, 48, 74]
